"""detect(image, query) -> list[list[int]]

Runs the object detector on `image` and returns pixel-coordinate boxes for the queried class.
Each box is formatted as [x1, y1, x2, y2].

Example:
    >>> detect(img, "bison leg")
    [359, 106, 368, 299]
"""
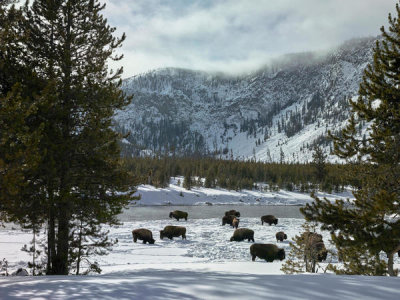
[185, 217, 187, 221]
[133, 236, 137, 243]
[142, 240, 146, 244]
[251, 237, 254, 242]
[261, 221, 264, 225]
[182, 234, 186, 240]
[252, 255, 256, 261]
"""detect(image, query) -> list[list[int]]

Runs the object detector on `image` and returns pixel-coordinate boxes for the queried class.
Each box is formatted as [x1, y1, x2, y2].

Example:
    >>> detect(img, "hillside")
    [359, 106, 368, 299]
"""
[114, 37, 377, 162]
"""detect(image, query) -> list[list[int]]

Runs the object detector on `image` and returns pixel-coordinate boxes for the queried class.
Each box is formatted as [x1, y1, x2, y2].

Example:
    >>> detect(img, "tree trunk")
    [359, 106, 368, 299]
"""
[76, 220, 83, 275]
[387, 251, 395, 276]
[387, 245, 400, 277]
[47, 197, 56, 274]
[32, 226, 36, 276]
[53, 200, 69, 275]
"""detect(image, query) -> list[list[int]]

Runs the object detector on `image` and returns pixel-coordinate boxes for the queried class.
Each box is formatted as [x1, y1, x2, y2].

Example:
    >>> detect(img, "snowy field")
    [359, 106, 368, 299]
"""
[132, 177, 354, 206]
[1, 216, 400, 299]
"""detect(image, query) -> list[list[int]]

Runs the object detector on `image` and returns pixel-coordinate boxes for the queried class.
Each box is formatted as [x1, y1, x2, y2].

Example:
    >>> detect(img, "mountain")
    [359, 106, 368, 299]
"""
[114, 36, 377, 162]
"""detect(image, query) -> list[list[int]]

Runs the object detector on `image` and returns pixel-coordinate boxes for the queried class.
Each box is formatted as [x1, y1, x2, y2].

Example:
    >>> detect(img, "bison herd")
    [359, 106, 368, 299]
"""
[131, 209, 328, 264]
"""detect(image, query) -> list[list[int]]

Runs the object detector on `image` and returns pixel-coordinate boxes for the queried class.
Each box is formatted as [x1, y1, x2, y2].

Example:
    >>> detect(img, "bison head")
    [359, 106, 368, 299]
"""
[160, 230, 164, 239]
[169, 212, 173, 218]
[149, 238, 155, 244]
[277, 248, 285, 261]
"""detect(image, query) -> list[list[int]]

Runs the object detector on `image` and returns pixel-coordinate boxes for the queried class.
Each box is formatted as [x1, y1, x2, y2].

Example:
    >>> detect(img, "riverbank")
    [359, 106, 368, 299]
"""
[131, 177, 354, 206]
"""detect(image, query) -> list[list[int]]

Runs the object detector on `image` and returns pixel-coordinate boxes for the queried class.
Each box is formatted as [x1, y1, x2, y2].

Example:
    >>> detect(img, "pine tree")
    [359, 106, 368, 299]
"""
[183, 167, 192, 190]
[312, 145, 327, 183]
[1, 0, 134, 275]
[302, 2, 400, 276]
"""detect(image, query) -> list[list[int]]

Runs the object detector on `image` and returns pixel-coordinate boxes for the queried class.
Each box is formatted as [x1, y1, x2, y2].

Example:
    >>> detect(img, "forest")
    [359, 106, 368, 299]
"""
[123, 155, 353, 193]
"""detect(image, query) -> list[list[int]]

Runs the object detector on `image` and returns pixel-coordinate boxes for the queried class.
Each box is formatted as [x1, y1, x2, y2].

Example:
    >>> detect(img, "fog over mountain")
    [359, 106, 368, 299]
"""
[114, 37, 376, 162]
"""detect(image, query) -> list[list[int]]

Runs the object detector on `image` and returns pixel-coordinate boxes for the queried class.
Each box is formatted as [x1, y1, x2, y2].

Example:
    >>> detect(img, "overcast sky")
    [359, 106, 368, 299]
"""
[103, 0, 396, 78]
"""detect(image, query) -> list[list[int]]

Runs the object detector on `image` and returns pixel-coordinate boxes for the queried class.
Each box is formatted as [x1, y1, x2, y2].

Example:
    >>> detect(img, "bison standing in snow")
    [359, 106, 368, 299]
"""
[230, 228, 254, 242]
[276, 231, 287, 242]
[250, 244, 285, 262]
[222, 214, 236, 226]
[169, 210, 188, 221]
[232, 217, 239, 229]
[132, 228, 155, 244]
[261, 215, 278, 225]
[160, 225, 186, 240]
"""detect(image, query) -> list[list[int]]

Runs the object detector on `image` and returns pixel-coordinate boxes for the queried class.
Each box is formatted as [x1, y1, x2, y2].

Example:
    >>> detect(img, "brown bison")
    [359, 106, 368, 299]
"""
[222, 214, 236, 226]
[276, 231, 287, 242]
[225, 210, 240, 217]
[250, 243, 285, 262]
[232, 217, 239, 229]
[310, 241, 328, 262]
[301, 232, 328, 262]
[160, 225, 186, 240]
[132, 228, 155, 244]
[261, 215, 278, 225]
[230, 228, 255, 242]
[169, 210, 188, 221]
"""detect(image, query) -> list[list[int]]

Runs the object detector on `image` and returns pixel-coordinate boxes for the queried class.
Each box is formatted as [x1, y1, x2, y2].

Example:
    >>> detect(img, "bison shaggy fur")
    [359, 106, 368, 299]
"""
[160, 225, 186, 240]
[301, 232, 328, 262]
[225, 210, 240, 217]
[232, 217, 239, 229]
[222, 214, 236, 226]
[261, 215, 278, 225]
[169, 210, 188, 221]
[276, 231, 287, 242]
[250, 243, 285, 262]
[230, 228, 254, 242]
[132, 228, 155, 244]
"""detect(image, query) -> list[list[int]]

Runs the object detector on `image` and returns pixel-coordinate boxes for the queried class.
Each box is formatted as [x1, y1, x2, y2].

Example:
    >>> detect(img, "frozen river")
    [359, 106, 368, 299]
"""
[119, 204, 304, 221]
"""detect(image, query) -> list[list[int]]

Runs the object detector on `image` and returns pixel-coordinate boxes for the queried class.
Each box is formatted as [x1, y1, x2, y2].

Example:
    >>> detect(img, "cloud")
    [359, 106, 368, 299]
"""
[103, 0, 396, 78]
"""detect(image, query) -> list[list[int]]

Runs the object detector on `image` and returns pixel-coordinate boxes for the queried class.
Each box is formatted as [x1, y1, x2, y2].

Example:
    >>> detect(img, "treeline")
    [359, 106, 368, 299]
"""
[123, 157, 355, 193]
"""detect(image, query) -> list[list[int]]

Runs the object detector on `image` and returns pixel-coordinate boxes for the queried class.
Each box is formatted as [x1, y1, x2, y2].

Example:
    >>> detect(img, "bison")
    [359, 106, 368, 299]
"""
[261, 215, 278, 225]
[222, 214, 236, 226]
[225, 210, 240, 217]
[230, 228, 254, 242]
[232, 217, 239, 229]
[301, 232, 328, 262]
[169, 210, 188, 221]
[250, 243, 285, 262]
[132, 228, 155, 244]
[276, 231, 287, 242]
[160, 225, 186, 240]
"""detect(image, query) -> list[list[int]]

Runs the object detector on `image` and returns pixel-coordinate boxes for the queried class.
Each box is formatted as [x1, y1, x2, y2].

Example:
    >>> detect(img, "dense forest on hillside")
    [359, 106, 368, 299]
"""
[123, 157, 357, 193]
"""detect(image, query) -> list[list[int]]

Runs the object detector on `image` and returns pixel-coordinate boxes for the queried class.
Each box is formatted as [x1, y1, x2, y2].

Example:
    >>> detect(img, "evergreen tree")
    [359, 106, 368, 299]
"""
[1, 0, 134, 275]
[312, 145, 327, 183]
[183, 167, 192, 190]
[302, 2, 400, 276]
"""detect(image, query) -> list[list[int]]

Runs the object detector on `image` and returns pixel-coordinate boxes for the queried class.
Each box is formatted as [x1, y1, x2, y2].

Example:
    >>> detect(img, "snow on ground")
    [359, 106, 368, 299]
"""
[132, 177, 354, 206]
[1, 216, 400, 299]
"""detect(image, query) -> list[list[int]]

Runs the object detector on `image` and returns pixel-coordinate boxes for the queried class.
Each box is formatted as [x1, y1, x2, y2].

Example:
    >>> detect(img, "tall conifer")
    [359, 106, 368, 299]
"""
[1, 0, 133, 275]
[302, 2, 400, 276]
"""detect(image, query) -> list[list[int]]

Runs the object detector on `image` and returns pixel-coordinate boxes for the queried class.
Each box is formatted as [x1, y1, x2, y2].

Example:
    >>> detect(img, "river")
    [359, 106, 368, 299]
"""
[118, 204, 304, 221]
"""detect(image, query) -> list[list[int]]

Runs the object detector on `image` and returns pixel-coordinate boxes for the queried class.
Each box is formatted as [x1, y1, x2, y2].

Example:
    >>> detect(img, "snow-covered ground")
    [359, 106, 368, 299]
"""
[1, 216, 400, 299]
[132, 177, 354, 206]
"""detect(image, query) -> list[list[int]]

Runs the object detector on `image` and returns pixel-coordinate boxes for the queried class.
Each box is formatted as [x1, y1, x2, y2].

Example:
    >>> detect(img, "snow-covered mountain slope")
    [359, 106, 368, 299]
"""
[114, 37, 377, 162]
